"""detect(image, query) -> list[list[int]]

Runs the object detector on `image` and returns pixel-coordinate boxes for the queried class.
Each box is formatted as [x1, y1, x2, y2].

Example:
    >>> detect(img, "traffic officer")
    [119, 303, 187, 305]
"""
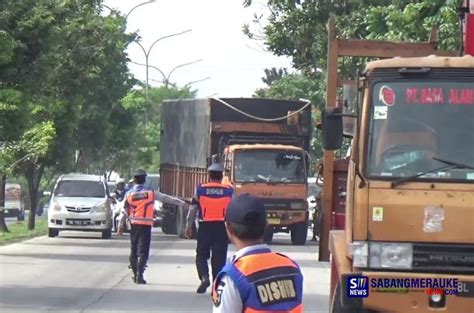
[212, 193, 304, 313]
[119, 169, 184, 285]
[185, 163, 234, 294]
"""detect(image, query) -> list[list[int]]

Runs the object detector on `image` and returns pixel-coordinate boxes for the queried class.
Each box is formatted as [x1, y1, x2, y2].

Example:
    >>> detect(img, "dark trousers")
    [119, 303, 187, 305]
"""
[196, 221, 228, 281]
[130, 224, 152, 261]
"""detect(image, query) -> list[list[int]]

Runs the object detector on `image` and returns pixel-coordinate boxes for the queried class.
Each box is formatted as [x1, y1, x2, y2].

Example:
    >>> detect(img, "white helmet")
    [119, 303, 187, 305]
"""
[117, 178, 125, 184]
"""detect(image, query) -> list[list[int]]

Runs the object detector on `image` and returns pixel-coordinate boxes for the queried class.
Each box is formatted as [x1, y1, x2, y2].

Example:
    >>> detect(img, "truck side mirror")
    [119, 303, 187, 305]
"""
[43, 191, 51, 197]
[322, 107, 343, 150]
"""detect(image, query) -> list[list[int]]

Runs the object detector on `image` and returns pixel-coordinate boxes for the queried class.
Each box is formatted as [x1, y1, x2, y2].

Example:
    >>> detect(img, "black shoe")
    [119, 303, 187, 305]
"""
[136, 274, 147, 284]
[196, 277, 210, 294]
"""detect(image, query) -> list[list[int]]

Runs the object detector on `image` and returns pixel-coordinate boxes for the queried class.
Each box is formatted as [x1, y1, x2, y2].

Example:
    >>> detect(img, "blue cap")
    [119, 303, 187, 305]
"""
[225, 193, 266, 225]
[133, 169, 147, 177]
[208, 163, 224, 172]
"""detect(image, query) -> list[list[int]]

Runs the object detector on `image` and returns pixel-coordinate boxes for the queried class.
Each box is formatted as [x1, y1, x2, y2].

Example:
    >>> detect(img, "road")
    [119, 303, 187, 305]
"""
[0, 229, 330, 313]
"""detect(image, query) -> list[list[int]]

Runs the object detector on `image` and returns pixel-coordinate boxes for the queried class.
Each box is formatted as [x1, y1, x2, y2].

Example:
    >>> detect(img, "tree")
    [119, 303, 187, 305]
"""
[0, 0, 134, 229]
[244, 0, 462, 73]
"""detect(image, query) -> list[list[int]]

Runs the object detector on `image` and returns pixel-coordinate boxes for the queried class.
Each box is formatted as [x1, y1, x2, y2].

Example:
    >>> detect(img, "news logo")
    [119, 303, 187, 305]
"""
[347, 275, 369, 298]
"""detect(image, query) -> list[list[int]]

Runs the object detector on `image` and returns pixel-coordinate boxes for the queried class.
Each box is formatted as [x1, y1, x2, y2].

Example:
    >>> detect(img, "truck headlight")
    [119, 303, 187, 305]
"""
[290, 202, 305, 209]
[370, 242, 413, 269]
[349, 241, 368, 267]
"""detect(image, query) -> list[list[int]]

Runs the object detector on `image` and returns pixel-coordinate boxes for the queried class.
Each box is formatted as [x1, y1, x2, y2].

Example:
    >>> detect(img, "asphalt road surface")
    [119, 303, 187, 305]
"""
[0, 228, 330, 313]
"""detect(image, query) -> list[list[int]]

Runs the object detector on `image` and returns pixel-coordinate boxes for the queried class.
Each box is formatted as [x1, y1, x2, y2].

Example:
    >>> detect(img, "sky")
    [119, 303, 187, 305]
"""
[104, 0, 293, 98]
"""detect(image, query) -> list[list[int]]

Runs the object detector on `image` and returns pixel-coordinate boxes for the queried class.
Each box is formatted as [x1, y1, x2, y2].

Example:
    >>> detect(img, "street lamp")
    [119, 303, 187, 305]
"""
[133, 29, 192, 97]
[184, 77, 211, 87]
[131, 57, 202, 88]
[100, 1, 156, 20]
[125, 1, 156, 20]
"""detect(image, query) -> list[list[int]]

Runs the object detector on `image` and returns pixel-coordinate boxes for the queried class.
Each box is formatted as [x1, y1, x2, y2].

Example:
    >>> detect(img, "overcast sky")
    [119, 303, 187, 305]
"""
[103, 0, 293, 97]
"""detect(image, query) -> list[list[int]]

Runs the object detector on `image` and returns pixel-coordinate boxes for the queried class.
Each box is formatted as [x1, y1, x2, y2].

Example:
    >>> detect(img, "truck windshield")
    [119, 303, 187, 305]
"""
[234, 150, 305, 183]
[54, 180, 105, 198]
[367, 80, 474, 182]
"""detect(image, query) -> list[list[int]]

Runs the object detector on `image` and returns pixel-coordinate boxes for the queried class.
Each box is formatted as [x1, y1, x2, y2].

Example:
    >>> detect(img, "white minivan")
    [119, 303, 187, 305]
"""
[47, 174, 113, 239]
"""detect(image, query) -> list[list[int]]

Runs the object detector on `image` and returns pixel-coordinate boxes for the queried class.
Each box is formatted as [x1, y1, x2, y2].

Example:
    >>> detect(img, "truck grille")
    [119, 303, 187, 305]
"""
[66, 206, 91, 213]
[412, 243, 474, 273]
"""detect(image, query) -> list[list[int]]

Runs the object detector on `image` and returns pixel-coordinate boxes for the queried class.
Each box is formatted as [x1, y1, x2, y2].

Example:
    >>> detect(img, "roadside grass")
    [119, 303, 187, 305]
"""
[0, 216, 48, 246]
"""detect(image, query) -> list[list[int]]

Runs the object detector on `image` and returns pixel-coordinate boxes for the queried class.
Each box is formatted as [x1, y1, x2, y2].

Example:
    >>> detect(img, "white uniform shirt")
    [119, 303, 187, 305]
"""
[212, 244, 269, 313]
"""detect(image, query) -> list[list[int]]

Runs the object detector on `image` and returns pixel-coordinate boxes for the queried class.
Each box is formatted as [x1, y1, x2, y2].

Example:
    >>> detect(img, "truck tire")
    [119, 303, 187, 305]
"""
[291, 222, 307, 245]
[162, 211, 177, 235]
[264, 227, 273, 243]
[102, 228, 112, 239]
[48, 228, 58, 238]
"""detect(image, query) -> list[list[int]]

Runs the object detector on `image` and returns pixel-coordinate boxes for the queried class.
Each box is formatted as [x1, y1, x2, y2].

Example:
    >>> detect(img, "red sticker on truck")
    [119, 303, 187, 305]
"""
[379, 85, 396, 106]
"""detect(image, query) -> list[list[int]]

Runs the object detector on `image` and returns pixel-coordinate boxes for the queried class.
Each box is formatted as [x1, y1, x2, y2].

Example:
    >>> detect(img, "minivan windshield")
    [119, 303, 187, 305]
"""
[54, 180, 105, 198]
[367, 80, 474, 182]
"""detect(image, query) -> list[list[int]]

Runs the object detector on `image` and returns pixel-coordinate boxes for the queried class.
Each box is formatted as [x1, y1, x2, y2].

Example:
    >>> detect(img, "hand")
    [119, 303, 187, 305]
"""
[118, 228, 123, 236]
[185, 227, 192, 239]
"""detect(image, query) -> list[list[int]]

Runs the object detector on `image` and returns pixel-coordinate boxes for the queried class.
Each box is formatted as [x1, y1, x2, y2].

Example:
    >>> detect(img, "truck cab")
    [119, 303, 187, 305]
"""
[222, 143, 309, 245]
[324, 56, 474, 313]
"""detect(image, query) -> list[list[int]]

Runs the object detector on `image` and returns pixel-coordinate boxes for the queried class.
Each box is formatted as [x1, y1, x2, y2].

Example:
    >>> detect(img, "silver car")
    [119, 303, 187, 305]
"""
[47, 174, 113, 239]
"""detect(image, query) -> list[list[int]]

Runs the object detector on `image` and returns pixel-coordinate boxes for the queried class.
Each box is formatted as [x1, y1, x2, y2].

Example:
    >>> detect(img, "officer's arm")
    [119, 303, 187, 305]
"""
[155, 191, 185, 207]
[212, 275, 242, 313]
[185, 193, 199, 229]
[118, 199, 130, 231]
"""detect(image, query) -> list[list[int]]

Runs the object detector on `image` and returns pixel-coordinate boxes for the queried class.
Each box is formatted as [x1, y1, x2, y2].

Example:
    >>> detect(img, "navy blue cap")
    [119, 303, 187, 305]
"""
[225, 193, 266, 225]
[208, 163, 224, 172]
[133, 169, 147, 177]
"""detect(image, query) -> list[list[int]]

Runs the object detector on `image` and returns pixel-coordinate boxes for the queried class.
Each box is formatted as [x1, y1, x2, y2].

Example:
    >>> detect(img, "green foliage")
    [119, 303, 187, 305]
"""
[0, 0, 134, 229]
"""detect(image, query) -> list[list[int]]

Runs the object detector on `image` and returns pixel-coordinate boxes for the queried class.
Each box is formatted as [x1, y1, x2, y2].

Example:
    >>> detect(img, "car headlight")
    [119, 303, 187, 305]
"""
[370, 242, 413, 269]
[93, 203, 106, 213]
[290, 202, 305, 209]
[350, 241, 413, 269]
[52, 202, 62, 211]
[349, 241, 369, 267]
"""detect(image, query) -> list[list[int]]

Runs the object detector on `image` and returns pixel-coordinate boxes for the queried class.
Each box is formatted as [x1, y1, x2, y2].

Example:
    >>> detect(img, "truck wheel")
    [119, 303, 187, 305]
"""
[48, 228, 58, 238]
[162, 211, 177, 235]
[102, 229, 112, 239]
[291, 222, 307, 245]
[264, 227, 273, 243]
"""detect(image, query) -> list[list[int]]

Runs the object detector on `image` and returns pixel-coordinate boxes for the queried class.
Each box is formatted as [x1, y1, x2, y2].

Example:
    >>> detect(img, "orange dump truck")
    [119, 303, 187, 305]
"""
[323, 56, 474, 312]
[159, 97, 312, 245]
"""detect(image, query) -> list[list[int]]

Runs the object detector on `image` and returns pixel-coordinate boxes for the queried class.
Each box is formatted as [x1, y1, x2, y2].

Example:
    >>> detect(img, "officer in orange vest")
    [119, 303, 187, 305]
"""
[119, 169, 184, 284]
[212, 193, 304, 312]
[185, 163, 234, 294]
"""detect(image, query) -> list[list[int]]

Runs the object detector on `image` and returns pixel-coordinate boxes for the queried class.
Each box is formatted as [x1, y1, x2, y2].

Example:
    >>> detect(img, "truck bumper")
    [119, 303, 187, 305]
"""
[340, 271, 474, 313]
[266, 210, 308, 226]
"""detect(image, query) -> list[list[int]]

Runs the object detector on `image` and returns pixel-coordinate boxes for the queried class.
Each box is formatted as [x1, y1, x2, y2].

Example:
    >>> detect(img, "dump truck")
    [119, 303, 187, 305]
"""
[159, 97, 312, 245]
[319, 14, 474, 313]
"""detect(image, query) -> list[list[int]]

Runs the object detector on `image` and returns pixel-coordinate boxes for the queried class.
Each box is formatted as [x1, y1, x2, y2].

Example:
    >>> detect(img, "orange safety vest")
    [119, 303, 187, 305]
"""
[127, 187, 155, 226]
[197, 182, 233, 222]
[213, 247, 304, 312]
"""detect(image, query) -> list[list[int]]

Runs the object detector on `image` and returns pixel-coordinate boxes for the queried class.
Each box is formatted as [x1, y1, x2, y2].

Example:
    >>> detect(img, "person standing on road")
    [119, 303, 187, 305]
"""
[212, 193, 304, 313]
[184, 163, 234, 294]
[119, 169, 184, 285]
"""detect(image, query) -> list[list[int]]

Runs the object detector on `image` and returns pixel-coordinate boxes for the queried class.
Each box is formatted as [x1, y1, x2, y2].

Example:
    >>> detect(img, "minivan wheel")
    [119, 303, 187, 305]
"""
[48, 228, 59, 238]
[102, 229, 112, 239]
